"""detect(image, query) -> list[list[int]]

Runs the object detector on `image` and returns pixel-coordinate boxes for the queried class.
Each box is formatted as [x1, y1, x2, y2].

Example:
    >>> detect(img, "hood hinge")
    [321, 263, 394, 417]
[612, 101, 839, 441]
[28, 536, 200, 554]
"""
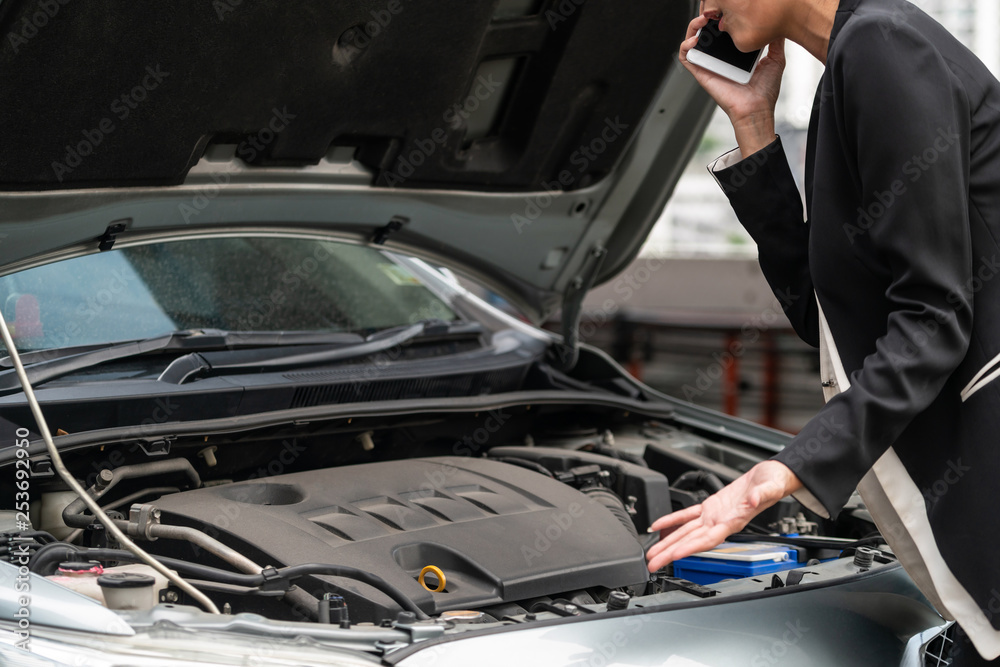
[549, 243, 607, 372]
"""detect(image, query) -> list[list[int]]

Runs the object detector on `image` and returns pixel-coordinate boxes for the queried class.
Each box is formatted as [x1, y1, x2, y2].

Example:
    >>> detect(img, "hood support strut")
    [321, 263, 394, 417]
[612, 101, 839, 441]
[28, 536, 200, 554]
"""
[548, 244, 607, 372]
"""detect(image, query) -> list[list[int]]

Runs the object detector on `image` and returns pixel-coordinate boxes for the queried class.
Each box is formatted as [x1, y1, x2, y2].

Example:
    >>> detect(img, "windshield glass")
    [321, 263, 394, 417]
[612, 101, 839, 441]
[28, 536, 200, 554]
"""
[0, 237, 457, 352]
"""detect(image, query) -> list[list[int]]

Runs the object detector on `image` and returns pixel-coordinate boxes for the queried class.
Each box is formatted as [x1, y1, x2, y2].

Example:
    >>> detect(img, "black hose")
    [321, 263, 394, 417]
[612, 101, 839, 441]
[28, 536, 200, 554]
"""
[274, 564, 429, 619]
[673, 471, 725, 494]
[1, 530, 57, 544]
[583, 445, 648, 468]
[490, 456, 555, 478]
[103, 487, 180, 512]
[62, 459, 200, 527]
[0, 531, 58, 563]
[582, 487, 638, 540]
[33, 546, 430, 620]
[528, 601, 578, 617]
[32, 546, 250, 583]
[727, 532, 888, 551]
[27, 543, 82, 575]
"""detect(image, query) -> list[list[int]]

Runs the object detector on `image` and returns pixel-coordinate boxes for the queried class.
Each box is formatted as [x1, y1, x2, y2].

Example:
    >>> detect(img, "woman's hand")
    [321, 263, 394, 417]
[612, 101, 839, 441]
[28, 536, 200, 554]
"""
[645, 461, 803, 573]
[679, 11, 787, 158]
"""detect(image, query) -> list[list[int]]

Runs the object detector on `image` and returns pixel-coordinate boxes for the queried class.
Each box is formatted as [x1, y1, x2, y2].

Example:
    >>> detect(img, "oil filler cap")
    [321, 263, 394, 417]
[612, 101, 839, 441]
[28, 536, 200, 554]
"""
[418, 565, 447, 592]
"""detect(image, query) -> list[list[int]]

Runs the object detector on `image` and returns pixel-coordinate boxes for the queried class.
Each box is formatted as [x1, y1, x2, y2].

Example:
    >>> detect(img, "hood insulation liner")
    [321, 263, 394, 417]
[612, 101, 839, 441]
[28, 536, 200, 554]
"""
[0, 0, 689, 192]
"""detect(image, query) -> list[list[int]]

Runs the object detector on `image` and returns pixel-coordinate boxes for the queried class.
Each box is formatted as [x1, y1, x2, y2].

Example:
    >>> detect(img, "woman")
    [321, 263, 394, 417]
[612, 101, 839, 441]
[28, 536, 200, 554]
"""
[644, 0, 1000, 662]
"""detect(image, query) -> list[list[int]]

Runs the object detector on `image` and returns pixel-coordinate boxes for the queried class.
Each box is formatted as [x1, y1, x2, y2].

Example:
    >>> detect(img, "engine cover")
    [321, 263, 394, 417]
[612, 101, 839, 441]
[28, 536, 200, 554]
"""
[153, 457, 649, 616]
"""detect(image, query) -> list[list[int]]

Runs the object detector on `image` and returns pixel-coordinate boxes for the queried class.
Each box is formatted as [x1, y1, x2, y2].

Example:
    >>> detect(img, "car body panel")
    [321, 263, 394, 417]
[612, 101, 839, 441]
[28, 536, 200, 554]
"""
[0, 0, 714, 324]
[393, 565, 946, 667]
[0, 3, 953, 665]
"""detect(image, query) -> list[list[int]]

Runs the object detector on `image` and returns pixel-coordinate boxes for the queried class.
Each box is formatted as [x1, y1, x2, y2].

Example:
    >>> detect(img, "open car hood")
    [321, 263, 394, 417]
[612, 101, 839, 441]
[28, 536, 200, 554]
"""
[0, 0, 713, 330]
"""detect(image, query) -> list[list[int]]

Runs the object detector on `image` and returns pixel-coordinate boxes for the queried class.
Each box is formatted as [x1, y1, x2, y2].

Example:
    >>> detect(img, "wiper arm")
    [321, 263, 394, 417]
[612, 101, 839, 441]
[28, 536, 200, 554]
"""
[158, 319, 483, 384]
[0, 329, 364, 395]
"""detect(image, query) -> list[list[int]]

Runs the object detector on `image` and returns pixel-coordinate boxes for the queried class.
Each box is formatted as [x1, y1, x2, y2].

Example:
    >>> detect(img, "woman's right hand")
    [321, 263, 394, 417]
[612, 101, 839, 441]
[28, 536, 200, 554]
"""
[679, 12, 787, 158]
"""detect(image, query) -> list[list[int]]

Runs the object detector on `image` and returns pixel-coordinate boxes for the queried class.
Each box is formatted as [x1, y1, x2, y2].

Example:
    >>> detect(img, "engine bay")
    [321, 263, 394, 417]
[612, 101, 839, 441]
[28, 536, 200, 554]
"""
[151, 456, 650, 621]
[2, 401, 891, 633]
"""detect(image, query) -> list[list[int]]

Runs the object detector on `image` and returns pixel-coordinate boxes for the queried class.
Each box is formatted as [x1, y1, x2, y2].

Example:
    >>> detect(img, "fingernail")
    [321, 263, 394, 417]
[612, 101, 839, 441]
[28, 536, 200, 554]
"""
[646, 527, 656, 533]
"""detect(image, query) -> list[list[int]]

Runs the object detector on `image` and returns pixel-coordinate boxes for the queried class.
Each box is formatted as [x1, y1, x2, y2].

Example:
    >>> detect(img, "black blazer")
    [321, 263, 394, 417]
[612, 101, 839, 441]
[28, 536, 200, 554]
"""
[711, 0, 1000, 658]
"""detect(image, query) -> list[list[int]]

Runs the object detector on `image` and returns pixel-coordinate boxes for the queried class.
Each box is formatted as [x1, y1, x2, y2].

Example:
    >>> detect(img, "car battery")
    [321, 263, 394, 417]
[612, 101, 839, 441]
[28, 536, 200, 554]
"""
[672, 542, 804, 585]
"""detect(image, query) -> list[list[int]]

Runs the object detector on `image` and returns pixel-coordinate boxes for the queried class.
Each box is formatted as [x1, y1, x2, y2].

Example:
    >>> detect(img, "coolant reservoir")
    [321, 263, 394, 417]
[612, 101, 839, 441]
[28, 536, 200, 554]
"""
[46, 561, 105, 602]
[98, 572, 157, 610]
[35, 491, 79, 540]
[47, 562, 172, 609]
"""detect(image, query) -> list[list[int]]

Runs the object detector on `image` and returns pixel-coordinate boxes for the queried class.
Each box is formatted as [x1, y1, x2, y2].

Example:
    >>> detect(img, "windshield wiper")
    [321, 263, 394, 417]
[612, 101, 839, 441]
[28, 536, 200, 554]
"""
[0, 329, 365, 395]
[157, 319, 483, 384]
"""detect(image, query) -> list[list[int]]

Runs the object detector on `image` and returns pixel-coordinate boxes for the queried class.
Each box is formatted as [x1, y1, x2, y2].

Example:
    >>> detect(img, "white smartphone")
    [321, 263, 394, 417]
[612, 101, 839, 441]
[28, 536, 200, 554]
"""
[687, 19, 764, 85]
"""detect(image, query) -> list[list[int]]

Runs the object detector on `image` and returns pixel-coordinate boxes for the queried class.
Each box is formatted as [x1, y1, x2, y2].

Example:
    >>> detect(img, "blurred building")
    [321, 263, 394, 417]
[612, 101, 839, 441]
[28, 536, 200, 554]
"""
[577, 258, 824, 433]
[917, 0, 999, 77]
[650, 0, 1000, 258]
[623, 1, 1000, 427]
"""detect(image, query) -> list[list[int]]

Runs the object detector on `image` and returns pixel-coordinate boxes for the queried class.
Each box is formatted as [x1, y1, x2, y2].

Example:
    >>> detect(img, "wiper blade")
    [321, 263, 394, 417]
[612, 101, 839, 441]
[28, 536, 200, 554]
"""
[0, 329, 364, 395]
[158, 319, 483, 384]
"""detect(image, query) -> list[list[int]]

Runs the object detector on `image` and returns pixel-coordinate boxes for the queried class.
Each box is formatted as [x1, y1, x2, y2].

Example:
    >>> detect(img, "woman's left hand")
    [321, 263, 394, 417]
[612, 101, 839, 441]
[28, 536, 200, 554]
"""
[645, 461, 804, 572]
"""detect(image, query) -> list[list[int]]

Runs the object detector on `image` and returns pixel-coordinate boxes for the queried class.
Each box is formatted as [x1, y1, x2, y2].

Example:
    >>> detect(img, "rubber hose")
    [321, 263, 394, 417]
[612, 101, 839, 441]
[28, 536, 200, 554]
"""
[582, 487, 638, 540]
[35, 547, 429, 620]
[491, 456, 555, 477]
[673, 471, 725, 494]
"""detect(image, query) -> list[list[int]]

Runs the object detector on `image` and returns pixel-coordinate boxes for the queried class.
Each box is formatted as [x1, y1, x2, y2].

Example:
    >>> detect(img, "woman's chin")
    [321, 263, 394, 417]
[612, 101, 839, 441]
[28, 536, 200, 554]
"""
[731, 33, 763, 54]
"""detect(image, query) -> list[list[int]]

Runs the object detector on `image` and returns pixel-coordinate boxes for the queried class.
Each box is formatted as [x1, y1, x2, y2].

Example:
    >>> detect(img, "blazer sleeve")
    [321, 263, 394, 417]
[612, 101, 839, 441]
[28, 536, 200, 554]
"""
[711, 18, 974, 518]
[778, 19, 973, 517]
[709, 137, 820, 347]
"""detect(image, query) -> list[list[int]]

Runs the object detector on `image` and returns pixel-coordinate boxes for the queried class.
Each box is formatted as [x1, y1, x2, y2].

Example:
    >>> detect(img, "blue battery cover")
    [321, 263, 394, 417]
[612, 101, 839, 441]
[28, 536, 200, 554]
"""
[672, 542, 804, 585]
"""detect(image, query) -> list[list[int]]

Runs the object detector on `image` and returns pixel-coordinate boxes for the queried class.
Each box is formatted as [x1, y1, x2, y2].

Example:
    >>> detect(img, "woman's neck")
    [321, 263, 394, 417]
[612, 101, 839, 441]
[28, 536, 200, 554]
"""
[784, 0, 840, 64]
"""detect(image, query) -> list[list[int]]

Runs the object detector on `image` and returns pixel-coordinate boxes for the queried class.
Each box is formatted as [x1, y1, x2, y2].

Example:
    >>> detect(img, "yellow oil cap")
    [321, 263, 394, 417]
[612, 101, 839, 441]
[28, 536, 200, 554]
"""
[418, 565, 446, 593]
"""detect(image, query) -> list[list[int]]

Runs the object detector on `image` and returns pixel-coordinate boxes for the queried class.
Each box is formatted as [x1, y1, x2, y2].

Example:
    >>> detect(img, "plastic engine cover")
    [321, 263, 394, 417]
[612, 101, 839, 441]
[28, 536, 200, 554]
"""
[152, 456, 649, 616]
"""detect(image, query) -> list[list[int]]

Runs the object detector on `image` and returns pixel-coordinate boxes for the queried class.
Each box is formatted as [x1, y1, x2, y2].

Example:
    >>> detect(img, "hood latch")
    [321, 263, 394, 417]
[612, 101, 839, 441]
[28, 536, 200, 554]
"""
[97, 219, 131, 251]
[372, 215, 410, 245]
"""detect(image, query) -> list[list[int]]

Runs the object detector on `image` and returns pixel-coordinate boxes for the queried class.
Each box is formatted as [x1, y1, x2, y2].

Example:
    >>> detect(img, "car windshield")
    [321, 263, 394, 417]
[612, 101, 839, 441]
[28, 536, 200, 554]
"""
[0, 236, 457, 352]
